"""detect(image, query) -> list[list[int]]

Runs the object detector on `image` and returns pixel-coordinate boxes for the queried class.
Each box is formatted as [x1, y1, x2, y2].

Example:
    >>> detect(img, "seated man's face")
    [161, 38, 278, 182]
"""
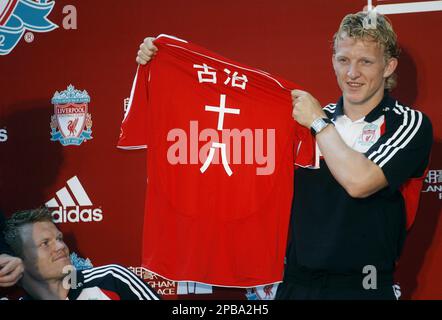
[20, 221, 71, 281]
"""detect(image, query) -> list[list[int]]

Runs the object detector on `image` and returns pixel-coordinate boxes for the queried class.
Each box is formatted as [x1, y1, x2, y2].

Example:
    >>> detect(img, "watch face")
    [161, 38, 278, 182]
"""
[311, 118, 329, 136]
[313, 119, 326, 131]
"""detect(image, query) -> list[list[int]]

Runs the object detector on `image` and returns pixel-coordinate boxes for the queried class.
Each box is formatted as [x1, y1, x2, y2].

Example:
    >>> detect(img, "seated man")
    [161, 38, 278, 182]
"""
[3, 207, 160, 300]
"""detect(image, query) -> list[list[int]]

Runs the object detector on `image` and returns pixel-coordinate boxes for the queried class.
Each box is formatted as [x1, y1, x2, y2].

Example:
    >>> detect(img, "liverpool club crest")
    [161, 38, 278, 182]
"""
[50, 85, 93, 146]
[357, 123, 378, 149]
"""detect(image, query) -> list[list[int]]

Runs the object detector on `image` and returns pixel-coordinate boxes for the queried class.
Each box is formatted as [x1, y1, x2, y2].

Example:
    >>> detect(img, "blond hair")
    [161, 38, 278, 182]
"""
[333, 11, 401, 90]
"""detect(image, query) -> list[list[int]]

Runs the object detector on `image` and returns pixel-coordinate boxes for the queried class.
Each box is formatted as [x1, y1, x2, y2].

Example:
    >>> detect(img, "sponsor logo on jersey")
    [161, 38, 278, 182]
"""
[0, 0, 58, 55]
[50, 85, 93, 146]
[128, 267, 213, 296]
[45, 176, 103, 223]
[423, 169, 442, 200]
[129, 267, 177, 296]
[0, 128, 7, 142]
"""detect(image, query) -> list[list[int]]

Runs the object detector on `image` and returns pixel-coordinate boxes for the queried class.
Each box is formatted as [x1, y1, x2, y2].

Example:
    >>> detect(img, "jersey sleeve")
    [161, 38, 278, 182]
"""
[294, 124, 316, 168]
[117, 65, 150, 150]
[364, 110, 433, 192]
[108, 265, 160, 300]
[82, 264, 160, 300]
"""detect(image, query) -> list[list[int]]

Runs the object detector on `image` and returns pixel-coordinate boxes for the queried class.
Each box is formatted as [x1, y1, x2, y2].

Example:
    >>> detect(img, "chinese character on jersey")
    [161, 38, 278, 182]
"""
[224, 68, 248, 90]
[193, 63, 217, 84]
[200, 94, 240, 176]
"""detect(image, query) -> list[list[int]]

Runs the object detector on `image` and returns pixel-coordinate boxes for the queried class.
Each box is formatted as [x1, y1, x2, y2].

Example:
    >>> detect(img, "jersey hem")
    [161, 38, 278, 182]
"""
[139, 266, 282, 288]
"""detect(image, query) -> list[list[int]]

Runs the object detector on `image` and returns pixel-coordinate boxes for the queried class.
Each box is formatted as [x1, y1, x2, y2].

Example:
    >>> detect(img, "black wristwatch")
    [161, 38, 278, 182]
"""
[310, 117, 334, 136]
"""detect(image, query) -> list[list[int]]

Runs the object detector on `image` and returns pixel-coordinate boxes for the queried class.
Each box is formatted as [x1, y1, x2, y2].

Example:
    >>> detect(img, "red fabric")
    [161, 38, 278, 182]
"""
[400, 167, 429, 230]
[118, 35, 314, 286]
[101, 289, 121, 300]
[380, 118, 386, 135]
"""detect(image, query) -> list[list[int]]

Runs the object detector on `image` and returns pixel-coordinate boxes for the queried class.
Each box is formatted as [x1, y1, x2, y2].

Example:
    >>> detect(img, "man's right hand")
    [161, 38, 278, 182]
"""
[136, 37, 158, 65]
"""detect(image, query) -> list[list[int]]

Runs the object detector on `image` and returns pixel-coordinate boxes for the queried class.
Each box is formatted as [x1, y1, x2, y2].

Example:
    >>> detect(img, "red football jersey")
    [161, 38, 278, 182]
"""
[118, 34, 314, 287]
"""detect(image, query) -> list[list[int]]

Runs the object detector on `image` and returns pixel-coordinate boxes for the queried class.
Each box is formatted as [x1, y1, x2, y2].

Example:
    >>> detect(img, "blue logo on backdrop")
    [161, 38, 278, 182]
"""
[50, 85, 93, 146]
[0, 0, 58, 55]
[70, 252, 93, 271]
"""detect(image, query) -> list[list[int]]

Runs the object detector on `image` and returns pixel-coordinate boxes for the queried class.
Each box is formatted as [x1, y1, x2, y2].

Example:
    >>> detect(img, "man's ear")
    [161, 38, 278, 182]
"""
[384, 57, 398, 78]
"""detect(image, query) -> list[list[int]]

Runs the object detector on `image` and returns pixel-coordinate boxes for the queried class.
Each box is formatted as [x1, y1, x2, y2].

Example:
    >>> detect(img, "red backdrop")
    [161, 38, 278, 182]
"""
[0, 0, 441, 299]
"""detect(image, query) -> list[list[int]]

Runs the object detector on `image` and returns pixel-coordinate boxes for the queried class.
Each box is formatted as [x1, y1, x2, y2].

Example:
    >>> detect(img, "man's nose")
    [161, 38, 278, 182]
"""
[55, 239, 67, 251]
[347, 62, 361, 79]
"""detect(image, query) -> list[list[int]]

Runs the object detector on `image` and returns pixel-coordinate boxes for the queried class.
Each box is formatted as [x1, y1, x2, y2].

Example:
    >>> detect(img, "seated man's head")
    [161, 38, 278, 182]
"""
[3, 208, 71, 283]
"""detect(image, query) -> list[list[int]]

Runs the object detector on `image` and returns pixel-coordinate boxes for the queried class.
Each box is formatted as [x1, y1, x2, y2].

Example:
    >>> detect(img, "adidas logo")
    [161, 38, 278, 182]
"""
[46, 176, 103, 223]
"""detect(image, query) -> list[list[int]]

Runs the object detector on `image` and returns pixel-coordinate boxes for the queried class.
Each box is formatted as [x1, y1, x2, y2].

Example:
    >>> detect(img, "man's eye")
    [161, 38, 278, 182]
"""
[362, 60, 372, 64]
[41, 241, 49, 247]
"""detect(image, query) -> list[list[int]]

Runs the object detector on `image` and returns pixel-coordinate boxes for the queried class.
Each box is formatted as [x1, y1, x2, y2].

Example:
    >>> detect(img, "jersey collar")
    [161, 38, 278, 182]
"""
[332, 91, 394, 123]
